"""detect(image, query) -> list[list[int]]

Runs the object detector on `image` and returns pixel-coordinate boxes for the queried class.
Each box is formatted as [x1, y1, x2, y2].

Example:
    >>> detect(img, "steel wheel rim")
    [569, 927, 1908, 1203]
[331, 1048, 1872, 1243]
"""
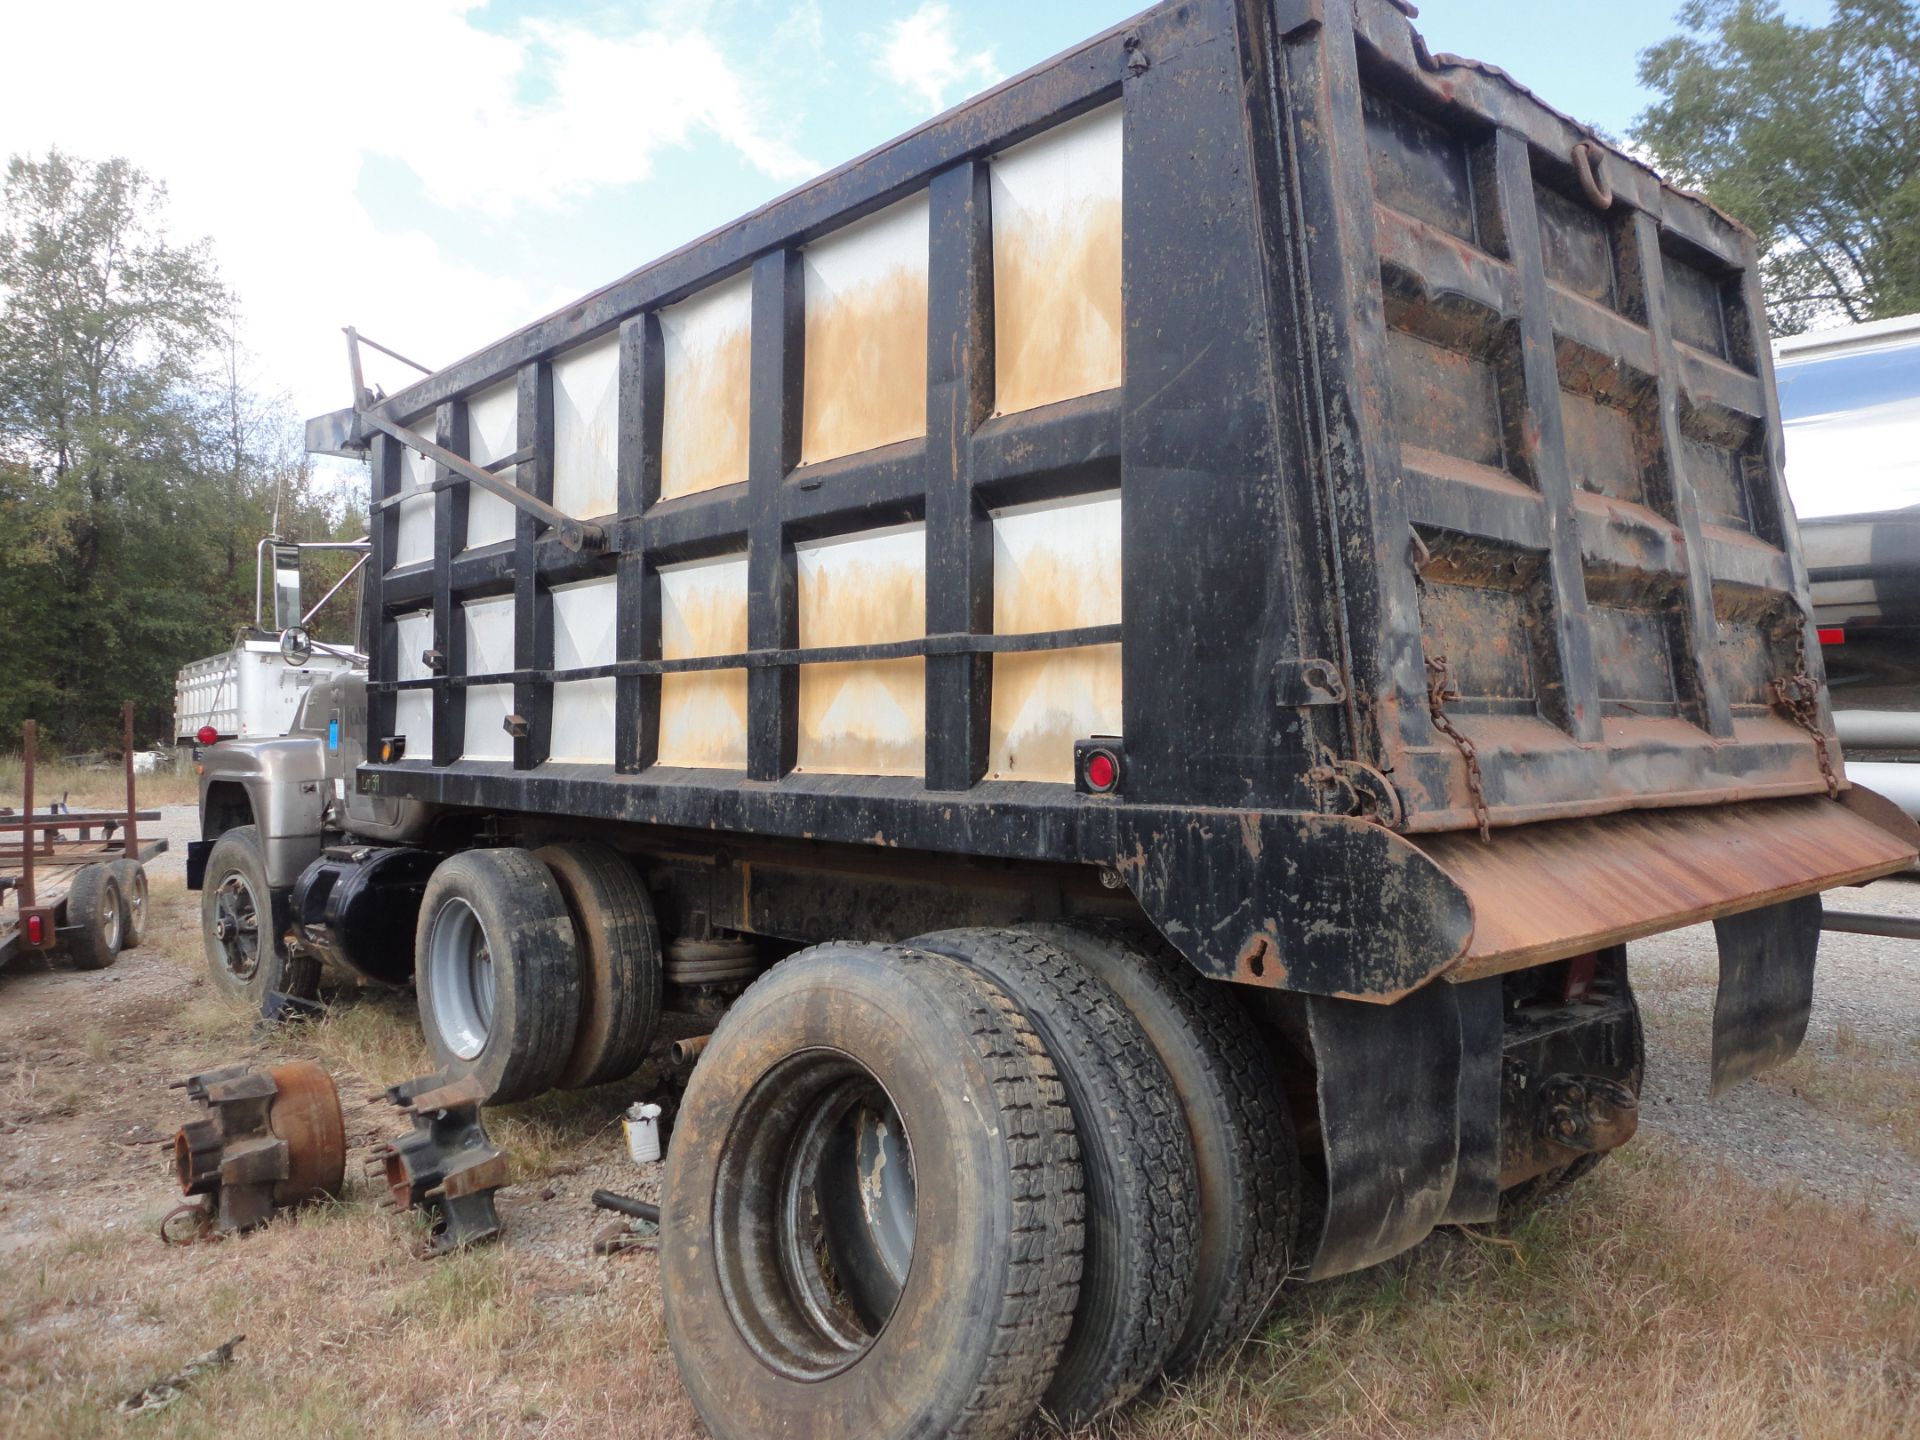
[126, 871, 147, 934]
[99, 882, 121, 952]
[712, 1049, 918, 1379]
[427, 897, 494, 1061]
[212, 871, 258, 979]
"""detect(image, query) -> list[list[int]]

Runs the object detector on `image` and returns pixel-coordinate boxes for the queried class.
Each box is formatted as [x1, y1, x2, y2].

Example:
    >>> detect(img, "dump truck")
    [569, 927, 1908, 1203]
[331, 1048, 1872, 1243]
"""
[189, 0, 1918, 1434]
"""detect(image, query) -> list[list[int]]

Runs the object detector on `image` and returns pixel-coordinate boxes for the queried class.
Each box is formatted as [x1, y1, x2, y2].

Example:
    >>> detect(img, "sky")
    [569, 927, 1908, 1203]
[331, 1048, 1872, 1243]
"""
[1, 0, 1837, 433]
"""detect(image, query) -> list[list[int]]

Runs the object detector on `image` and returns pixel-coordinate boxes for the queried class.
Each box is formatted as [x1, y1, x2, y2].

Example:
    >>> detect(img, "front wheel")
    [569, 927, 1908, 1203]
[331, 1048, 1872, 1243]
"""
[200, 826, 317, 1007]
[663, 943, 1085, 1440]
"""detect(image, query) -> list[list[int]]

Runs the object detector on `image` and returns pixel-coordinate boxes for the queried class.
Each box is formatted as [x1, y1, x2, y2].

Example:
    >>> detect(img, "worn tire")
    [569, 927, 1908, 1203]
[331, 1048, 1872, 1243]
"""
[534, 843, 662, 1089]
[65, 864, 125, 971]
[414, 848, 581, 1104]
[663, 942, 1084, 1440]
[201, 826, 319, 1006]
[911, 926, 1198, 1422]
[1026, 919, 1299, 1373]
[109, 859, 149, 951]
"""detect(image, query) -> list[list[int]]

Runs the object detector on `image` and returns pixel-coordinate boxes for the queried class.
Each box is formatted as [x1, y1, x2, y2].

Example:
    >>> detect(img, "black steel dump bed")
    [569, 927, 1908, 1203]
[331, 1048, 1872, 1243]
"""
[317, 0, 1917, 1000]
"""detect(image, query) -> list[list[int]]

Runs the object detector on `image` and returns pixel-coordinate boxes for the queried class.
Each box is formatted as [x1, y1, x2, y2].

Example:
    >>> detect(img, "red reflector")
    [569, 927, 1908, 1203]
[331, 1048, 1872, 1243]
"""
[1085, 751, 1118, 792]
[196, 725, 220, 746]
[25, 914, 46, 947]
[1817, 627, 1845, 646]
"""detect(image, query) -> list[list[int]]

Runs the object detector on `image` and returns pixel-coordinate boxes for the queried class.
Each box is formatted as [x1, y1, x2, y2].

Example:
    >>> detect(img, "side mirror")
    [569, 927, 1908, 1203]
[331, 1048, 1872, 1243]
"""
[272, 543, 303, 632]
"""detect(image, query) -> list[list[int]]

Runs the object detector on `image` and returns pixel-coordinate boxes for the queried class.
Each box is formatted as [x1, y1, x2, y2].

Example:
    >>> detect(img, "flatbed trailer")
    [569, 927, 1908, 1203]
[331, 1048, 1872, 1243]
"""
[184, 0, 1920, 1433]
[3, 711, 164, 974]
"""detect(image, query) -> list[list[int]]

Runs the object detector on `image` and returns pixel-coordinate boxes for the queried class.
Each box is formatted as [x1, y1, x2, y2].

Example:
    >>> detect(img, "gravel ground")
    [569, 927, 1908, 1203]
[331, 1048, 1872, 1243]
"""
[140, 804, 199, 884]
[1631, 872, 1920, 1228]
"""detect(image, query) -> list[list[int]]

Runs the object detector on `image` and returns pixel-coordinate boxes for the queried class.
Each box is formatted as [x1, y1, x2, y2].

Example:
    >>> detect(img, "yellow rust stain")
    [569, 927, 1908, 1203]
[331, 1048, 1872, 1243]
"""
[988, 644, 1122, 782]
[993, 197, 1123, 417]
[658, 559, 749, 770]
[796, 530, 927, 775]
[661, 321, 752, 501]
[992, 526, 1122, 631]
[800, 269, 928, 466]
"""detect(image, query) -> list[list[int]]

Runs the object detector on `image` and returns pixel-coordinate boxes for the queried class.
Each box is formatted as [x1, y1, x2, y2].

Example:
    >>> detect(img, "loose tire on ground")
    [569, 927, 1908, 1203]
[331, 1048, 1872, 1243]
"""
[663, 942, 1085, 1440]
[910, 926, 1199, 1422]
[1025, 918, 1300, 1374]
[201, 826, 318, 1006]
[414, 848, 581, 1104]
[533, 842, 662, 1089]
[65, 864, 125, 971]
[109, 859, 149, 950]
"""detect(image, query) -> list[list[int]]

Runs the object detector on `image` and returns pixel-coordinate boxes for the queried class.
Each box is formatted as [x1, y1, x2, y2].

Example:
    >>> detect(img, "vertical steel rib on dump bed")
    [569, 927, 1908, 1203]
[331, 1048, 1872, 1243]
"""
[1273, 0, 1837, 833]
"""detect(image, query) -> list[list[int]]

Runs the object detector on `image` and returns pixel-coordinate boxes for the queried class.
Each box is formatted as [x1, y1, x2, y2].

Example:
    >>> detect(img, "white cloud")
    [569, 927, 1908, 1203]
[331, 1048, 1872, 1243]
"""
[0, 1, 816, 419]
[876, 3, 1000, 114]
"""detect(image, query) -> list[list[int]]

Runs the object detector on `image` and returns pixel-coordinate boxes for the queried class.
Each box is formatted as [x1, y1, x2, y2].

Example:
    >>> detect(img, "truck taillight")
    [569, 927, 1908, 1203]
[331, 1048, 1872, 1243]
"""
[196, 725, 220, 746]
[1074, 738, 1125, 795]
[1817, 627, 1845, 646]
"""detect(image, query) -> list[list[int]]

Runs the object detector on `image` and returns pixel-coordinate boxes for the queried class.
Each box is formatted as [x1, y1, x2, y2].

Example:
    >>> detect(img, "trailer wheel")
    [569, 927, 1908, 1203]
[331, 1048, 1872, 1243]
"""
[65, 864, 125, 971]
[663, 942, 1083, 1440]
[533, 843, 662, 1089]
[415, 848, 580, 1104]
[1025, 919, 1299, 1374]
[201, 826, 318, 1006]
[910, 927, 1198, 1422]
[109, 860, 149, 951]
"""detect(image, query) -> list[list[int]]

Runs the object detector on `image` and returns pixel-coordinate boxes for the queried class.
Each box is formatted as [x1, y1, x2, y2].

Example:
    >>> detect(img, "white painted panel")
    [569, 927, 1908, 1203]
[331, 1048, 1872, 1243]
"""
[991, 105, 1124, 417]
[658, 553, 749, 769]
[661, 274, 753, 501]
[551, 678, 617, 764]
[796, 523, 925, 776]
[462, 595, 515, 760]
[988, 492, 1123, 781]
[800, 195, 929, 466]
[394, 610, 433, 755]
[464, 380, 519, 550]
[552, 575, 616, 670]
[553, 335, 619, 520]
[395, 431, 437, 569]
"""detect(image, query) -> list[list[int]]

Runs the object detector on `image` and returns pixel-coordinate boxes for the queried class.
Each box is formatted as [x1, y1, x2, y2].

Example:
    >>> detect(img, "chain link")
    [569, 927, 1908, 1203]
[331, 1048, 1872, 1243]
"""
[1770, 619, 1840, 798]
[1425, 653, 1492, 841]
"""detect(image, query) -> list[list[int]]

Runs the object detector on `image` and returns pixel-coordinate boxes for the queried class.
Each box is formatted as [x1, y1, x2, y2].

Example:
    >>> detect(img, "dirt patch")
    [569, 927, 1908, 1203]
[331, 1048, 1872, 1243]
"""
[1, 880, 1916, 1438]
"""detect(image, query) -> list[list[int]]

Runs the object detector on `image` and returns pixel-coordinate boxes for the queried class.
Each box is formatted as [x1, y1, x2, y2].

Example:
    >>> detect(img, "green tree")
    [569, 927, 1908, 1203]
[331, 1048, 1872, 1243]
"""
[1634, 0, 1920, 334]
[0, 150, 362, 748]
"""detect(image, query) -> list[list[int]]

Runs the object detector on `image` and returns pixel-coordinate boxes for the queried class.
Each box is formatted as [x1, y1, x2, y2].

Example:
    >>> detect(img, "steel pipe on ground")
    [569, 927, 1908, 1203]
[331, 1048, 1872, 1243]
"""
[1834, 710, 1920, 750]
[1821, 908, 1920, 941]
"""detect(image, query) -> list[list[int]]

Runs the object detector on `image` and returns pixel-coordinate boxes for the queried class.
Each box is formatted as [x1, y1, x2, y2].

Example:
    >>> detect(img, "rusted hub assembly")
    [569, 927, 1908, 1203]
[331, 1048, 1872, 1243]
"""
[370, 1072, 509, 1256]
[169, 1061, 346, 1235]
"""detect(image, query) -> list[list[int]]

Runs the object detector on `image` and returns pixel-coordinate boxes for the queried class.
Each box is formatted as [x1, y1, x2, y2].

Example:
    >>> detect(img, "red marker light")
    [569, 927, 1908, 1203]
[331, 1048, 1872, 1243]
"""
[24, 913, 46, 947]
[1084, 750, 1118, 792]
[196, 725, 220, 746]
[1817, 627, 1845, 646]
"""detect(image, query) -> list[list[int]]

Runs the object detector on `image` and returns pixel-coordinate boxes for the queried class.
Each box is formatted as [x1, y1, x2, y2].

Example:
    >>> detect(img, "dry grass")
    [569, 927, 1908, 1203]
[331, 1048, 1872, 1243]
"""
[2, 881, 1916, 1438]
[0, 753, 199, 811]
[1762, 1022, 1920, 1162]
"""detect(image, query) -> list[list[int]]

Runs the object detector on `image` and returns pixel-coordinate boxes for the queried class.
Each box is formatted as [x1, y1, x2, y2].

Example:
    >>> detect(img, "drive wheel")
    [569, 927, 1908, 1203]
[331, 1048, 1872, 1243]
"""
[415, 848, 580, 1104]
[1026, 919, 1299, 1373]
[663, 942, 1084, 1440]
[201, 826, 318, 1006]
[110, 859, 149, 950]
[65, 864, 125, 971]
[534, 843, 662, 1089]
[911, 926, 1198, 1423]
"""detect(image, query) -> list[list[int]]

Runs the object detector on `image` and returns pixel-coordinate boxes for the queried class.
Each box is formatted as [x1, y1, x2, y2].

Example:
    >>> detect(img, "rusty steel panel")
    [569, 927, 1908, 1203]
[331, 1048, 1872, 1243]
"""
[1429, 791, 1920, 980]
[989, 103, 1124, 417]
[658, 555, 750, 770]
[659, 273, 752, 501]
[795, 524, 927, 776]
[798, 196, 929, 467]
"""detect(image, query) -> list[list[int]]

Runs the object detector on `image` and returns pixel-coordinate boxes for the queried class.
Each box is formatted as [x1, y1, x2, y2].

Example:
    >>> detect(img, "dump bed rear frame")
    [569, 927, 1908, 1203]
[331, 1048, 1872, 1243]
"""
[319, 0, 1911, 1002]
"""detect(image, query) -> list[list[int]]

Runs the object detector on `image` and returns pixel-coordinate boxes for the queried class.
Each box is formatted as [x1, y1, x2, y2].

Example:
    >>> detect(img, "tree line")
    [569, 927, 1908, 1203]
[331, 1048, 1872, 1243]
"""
[0, 151, 363, 750]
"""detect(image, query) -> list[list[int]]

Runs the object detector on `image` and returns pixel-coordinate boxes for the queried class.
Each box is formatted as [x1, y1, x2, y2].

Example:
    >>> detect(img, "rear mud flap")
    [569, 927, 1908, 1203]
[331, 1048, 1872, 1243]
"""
[1298, 977, 1504, 1280]
[1711, 895, 1821, 1097]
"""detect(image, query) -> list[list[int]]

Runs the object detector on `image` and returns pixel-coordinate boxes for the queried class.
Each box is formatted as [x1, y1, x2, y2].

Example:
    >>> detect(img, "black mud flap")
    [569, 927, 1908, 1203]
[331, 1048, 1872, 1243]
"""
[185, 839, 213, 892]
[1298, 976, 1503, 1280]
[1710, 895, 1821, 1097]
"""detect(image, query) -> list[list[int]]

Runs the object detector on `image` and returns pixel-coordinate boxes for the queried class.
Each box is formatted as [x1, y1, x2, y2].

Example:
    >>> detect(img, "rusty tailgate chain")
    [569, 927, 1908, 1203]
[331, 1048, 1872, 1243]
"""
[1769, 616, 1841, 799]
[1409, 533, 1492, 841]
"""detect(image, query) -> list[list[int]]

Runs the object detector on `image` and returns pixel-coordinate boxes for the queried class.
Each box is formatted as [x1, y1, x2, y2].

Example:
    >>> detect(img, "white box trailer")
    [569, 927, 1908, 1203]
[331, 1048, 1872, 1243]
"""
[173, 636, 358, 744]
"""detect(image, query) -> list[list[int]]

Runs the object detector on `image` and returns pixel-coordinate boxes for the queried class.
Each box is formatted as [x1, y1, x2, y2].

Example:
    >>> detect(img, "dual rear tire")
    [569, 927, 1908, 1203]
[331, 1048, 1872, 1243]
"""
[664, 925, 1300, 1440]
